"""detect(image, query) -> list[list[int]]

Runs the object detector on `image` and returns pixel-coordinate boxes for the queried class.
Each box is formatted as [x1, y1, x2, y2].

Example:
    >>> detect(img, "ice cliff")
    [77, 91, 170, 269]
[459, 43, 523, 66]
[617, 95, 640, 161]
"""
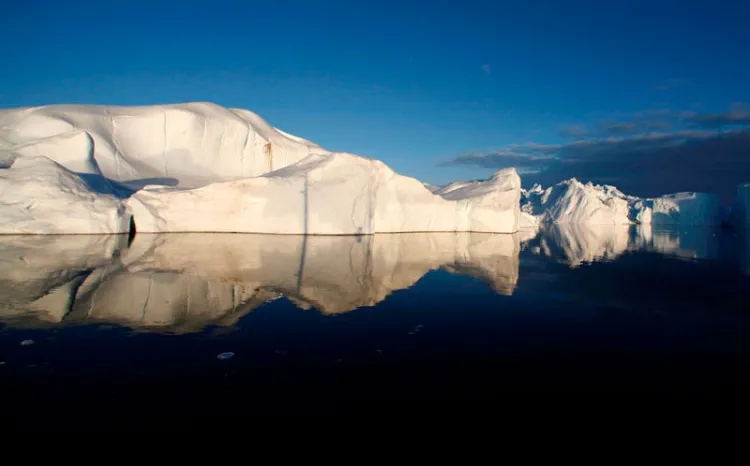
[128, 153, 521, 234]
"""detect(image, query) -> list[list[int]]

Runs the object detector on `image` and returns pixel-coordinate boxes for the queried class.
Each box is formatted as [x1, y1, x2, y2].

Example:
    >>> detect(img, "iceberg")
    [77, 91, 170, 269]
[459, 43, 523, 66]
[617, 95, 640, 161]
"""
[0, 155, 132, 234]
[522, 179, 633, 225]
[1, 103, 521, 234]
[629, 192, 722, 226]
[128, 153, 521, 234]
[522, 178, 722, 226]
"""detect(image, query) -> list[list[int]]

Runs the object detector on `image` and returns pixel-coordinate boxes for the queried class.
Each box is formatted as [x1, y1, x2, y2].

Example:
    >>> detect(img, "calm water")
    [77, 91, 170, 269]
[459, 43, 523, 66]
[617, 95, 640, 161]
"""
[2, 225, 750, 424]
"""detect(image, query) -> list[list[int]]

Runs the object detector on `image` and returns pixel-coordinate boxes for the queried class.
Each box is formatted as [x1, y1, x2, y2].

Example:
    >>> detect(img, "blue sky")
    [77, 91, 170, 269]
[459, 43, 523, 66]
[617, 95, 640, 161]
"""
[2, 0, 749, 197]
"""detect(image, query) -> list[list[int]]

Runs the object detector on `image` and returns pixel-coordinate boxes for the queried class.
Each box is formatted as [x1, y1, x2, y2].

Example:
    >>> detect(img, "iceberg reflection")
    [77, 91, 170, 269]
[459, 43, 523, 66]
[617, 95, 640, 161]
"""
[0, 235, 128, 324]
[526, 223, 723, 267]
[0, 232, 520, 332]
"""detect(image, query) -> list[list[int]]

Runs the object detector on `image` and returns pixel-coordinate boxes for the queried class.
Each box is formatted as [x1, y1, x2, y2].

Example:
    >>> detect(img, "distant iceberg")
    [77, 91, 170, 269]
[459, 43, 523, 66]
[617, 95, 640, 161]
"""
[521, 178, 723, 226]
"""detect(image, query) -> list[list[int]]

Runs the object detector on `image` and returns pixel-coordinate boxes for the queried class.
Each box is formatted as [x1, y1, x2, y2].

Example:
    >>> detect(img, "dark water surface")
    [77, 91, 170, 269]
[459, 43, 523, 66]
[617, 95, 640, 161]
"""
[2, 225, 749, 425]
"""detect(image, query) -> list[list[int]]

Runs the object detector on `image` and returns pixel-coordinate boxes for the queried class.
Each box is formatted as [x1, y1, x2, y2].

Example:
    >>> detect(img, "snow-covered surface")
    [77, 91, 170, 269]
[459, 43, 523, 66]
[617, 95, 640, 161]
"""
[0, 156, 131, 234]
[128, 153, 521, 234]
[522, 179, 633, 225]
[522, 178, 722, 226]
[0, 102, 327, 189]
[0, 232, 520, 330]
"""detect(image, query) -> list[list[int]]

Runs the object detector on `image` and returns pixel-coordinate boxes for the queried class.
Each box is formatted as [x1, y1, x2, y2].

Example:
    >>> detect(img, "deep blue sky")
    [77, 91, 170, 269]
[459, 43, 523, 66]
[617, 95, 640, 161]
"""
[2, 0, 749, 196]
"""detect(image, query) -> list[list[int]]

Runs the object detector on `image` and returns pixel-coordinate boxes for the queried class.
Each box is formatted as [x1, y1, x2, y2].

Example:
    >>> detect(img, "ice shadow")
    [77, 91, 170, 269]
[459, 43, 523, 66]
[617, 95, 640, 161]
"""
[75, 173, 180, 199]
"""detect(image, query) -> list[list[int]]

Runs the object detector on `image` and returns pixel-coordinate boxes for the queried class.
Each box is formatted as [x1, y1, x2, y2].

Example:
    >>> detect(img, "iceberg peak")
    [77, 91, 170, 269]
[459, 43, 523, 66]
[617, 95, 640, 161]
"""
[521, 177, 723, 226]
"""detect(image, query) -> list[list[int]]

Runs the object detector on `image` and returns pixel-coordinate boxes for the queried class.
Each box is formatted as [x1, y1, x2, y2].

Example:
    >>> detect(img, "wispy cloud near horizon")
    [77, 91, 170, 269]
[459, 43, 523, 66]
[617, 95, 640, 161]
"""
[438, 105, 750, 199]
[685, 102, 750, 129]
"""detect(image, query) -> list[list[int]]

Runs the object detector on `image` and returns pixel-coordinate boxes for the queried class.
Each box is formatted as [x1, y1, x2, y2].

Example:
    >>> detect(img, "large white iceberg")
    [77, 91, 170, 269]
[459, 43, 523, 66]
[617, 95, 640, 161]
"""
[522, 178, 722, 226]
[128, 153, 521, 234]
[1, 103, 522, 234]
[0, 102, 326, 189]
[0, 155, 131, 234]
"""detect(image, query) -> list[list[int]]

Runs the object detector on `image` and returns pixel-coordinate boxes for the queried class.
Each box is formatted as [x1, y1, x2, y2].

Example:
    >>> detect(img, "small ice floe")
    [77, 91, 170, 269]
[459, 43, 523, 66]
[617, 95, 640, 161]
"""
[20, 339, 34, 346]
[216, 352, 235, 360]
[407, 324, 424, 335]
